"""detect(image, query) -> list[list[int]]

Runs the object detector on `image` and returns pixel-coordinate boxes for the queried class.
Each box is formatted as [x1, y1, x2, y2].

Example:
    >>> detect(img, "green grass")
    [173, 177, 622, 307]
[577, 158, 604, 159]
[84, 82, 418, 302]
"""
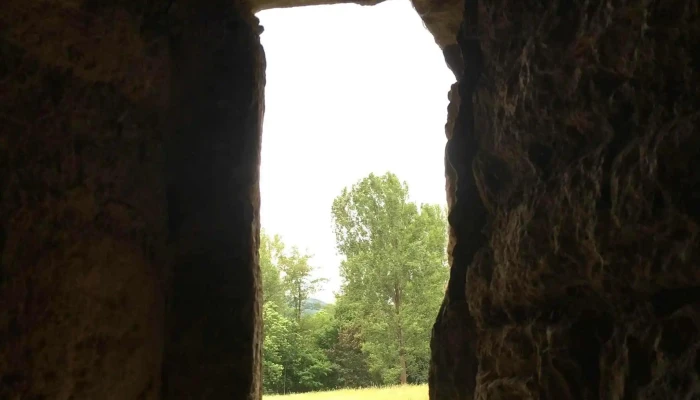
[264, 385, 427, 400]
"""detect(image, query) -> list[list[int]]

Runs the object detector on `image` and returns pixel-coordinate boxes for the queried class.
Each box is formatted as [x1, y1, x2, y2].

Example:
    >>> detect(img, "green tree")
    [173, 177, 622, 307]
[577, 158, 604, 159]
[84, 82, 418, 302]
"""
[331, 172, 448, 385]
[282, 311, 334, 392]
[280, 246, 326, 323]
[260, 230, 287, 312]
[259, 231, 332, 393]
[260, 231, 293, 394]
[319, 296, 380, 388]
[261, 302, 292, 393]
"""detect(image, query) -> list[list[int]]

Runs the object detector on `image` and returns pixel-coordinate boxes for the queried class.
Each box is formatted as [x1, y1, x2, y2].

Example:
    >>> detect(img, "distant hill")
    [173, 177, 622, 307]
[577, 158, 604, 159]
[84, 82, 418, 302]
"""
[302, 298, 329, 316]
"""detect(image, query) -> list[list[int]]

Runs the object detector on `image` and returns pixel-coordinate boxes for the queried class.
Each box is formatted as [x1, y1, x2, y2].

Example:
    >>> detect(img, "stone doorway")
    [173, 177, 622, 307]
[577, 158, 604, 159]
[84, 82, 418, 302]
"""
[1, 1, 699, 399]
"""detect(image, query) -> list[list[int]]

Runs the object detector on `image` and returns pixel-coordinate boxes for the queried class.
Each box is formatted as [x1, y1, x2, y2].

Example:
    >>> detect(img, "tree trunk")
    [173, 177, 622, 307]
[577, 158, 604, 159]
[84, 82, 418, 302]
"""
[395, 283, 408, 385]
[296, 283, 303, 323]
[398, 326, 408, 385]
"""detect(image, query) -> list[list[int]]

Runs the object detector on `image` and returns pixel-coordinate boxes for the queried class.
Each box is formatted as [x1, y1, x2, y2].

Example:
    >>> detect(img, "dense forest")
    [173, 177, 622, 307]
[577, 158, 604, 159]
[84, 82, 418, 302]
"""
[261, 172, 448, 394]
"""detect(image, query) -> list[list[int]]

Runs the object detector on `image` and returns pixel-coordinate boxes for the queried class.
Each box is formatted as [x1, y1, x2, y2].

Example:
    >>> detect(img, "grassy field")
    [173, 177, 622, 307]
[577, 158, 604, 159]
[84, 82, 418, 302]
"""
[264, 385, 427, 400]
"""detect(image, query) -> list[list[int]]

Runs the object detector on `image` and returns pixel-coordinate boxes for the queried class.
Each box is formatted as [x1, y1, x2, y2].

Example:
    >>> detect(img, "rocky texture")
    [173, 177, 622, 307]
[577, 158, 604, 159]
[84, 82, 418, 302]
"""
[411, 0, 464, 50]
[0, 0, 264, 398]
[430, 0, 482, 396]
[252, 0, 383, 13]
[3, 0, 699, 398]
[0, 1, 171, 399]
[432, 0, 700, 398]
[162, 0, 265, 398]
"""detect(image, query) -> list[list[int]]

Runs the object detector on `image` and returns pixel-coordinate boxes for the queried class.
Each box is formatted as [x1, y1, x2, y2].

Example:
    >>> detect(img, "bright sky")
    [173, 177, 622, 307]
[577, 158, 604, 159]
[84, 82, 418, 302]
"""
[257, 0, 454, 304]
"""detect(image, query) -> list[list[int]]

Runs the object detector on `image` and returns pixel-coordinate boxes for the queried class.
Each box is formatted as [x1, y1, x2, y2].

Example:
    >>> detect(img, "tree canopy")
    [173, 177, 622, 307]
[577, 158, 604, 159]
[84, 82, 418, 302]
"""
[260, 172, 448, 393]
[331, 172, 448, 384]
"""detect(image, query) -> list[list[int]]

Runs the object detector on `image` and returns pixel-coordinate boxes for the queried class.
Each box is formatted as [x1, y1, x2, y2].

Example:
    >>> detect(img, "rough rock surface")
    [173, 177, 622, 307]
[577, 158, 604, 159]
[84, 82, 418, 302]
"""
[2, 0, 699, 398]
[411, 0, 463, 50]
[162, 0, 265, 398]
[253, 0, 383, 13]
[432, 0, 700, 398]
[1, 0, 264, 398]
[0, 1, 171, 398]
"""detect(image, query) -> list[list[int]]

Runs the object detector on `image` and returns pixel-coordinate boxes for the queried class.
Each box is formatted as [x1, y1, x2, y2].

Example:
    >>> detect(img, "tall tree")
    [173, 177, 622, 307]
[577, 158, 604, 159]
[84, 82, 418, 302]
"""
[331, 172, 448, 385]
[260, 231, 287, 312]
[280, 247, 325, 323]
[259, 231, 331, 393]
[260, 231, 292, 394]
[319, 296, 381, 388]
[261, 302, 292, 393]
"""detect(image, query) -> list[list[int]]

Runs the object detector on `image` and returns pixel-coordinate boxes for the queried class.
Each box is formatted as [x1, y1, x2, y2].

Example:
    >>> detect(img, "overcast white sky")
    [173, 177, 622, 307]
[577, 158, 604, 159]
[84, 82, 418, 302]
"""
[257, 0, 454, 303]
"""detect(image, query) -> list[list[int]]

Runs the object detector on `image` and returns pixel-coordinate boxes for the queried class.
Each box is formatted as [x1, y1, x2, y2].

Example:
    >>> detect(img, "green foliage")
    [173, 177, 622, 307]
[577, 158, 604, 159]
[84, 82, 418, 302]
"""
[279, 246, 326, 322]
[331, 172, 448, 385]
[260, 231, 332, 394]
[263, 302, 293, 393]
[260, 172, 447, 394]
[282, 319, 333, 393]
[260, 231, 288, 312]
[316, 297, 381, 389]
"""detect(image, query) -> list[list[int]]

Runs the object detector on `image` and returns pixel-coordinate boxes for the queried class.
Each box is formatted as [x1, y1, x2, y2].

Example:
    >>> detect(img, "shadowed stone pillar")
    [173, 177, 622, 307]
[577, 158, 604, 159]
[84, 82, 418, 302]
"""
[162, 1, 265, 398]
[0, 1, 171, 398]
[431, 0, 700, 398]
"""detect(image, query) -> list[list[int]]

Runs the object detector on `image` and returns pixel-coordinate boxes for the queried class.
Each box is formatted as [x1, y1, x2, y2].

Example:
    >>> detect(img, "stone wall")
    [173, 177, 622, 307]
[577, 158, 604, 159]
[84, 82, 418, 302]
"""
[162, 0, 265, 398]
[1, 0, 698, 399]
[0, 0, 265, 398]
[431, 0, 700, 398]
[0, 1, 171, 398]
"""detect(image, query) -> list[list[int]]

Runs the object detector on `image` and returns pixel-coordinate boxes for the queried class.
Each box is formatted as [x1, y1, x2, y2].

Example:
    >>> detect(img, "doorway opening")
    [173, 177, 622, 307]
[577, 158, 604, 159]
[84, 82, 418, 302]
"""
[256, 0, 454, 396]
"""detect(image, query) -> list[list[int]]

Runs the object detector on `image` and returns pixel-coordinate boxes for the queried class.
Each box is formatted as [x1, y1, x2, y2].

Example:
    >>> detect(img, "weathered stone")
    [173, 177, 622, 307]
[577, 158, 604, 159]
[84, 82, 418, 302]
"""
[253, 0, 383, 13]
[162, 0, 265, 398]
[411, 0, 463, 49]
[432, 0, 700, 398]
[0, 5, 169, 396]
[429, 0, 484, 397]
[2, 0, 698, 398]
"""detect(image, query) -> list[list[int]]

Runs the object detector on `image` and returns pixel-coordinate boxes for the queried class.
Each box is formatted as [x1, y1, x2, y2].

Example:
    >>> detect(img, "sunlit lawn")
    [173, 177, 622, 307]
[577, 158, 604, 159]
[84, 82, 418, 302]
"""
[264, 385, 427, 400]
